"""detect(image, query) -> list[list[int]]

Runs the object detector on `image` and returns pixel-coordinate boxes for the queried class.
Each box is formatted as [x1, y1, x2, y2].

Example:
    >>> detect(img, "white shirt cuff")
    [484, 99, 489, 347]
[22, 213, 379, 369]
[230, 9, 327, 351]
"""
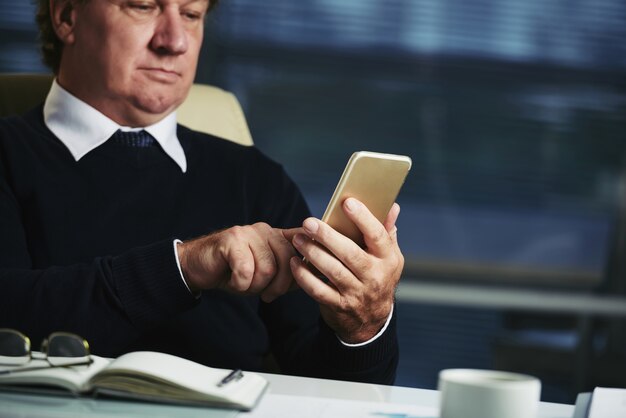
[336, 303, 394, 347]
[173, 239, 197, 297]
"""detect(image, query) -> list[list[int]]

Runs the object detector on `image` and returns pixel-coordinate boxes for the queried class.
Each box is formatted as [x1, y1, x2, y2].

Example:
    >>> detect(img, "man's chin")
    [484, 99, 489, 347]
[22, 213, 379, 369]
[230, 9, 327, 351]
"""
[131, 72, 193, 114]
[132, 95, 183, 120]
[110, 99, 176, 127]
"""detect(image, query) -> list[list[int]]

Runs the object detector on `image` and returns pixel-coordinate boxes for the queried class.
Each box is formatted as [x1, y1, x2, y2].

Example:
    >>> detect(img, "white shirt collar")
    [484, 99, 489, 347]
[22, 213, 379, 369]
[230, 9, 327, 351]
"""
[43, 79, 187, 173]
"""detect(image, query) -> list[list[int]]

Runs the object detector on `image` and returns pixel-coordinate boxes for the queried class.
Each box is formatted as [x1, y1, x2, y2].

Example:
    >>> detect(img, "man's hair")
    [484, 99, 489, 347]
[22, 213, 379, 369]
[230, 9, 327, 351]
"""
[35, 0, 220, 74]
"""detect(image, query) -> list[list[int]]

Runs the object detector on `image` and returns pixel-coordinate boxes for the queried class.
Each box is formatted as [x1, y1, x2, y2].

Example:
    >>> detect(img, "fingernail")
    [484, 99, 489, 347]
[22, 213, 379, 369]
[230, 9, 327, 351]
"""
[303, 218, 318, 234]
[345, 198, 359, 212]
[293, 234, 305, 247]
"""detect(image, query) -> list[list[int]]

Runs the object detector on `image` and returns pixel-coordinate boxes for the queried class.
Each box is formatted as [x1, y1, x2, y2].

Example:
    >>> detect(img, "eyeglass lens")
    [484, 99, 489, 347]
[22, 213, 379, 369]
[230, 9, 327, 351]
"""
[46, 334, 90, 366]
[0, 329, 31, 365]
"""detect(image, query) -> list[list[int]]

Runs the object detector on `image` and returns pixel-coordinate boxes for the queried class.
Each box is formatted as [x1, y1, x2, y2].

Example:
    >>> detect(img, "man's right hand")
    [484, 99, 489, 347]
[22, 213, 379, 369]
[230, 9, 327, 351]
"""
[176, 223, 301, 302]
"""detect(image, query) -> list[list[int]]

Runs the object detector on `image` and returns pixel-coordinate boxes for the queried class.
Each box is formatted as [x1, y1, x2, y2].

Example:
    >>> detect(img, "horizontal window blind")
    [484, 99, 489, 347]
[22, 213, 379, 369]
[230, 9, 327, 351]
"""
[211, 0, 626, 69]
[0, 1, 37, 30]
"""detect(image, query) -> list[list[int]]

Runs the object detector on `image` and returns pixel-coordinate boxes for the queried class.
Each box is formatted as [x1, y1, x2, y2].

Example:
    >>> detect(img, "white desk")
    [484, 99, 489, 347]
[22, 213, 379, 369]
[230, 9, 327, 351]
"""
[255, 372, 574, 418]
[0, 372, 575, 418]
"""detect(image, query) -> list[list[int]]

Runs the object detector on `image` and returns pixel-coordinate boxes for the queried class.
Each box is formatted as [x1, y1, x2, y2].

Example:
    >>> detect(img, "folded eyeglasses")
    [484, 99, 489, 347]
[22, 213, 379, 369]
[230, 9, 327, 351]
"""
[0, 328, 92, 374]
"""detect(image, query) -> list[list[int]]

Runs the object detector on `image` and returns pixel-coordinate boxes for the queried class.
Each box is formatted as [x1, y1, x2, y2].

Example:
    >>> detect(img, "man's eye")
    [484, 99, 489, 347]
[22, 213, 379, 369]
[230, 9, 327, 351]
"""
[128, 2, 157, 12]
[182, 11, 203, 21]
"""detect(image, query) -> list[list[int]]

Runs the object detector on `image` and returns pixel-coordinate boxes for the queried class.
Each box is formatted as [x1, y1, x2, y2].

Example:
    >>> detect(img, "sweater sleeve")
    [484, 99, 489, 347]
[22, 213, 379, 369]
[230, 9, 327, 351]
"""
[0, 157, 197, 355]
[253, 156, 399, 385]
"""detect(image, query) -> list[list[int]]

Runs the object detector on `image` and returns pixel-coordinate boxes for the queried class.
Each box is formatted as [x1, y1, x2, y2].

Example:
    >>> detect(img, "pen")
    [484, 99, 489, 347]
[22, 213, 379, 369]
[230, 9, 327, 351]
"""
[217, 368, 243, 387]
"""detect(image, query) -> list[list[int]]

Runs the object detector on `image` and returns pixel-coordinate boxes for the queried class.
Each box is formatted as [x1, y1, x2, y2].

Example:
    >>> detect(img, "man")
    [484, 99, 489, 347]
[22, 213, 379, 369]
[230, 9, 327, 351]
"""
[0, 0, 403, 383]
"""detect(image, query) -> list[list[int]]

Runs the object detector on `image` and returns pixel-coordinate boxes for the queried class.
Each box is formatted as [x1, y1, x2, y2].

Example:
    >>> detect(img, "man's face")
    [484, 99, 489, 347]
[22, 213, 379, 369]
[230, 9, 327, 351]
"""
[57, 0, 210, 126]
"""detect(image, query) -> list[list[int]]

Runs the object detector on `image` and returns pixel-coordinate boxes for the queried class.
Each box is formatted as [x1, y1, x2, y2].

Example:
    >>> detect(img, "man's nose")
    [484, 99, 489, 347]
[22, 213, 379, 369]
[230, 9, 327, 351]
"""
[150, 9, 189, 55]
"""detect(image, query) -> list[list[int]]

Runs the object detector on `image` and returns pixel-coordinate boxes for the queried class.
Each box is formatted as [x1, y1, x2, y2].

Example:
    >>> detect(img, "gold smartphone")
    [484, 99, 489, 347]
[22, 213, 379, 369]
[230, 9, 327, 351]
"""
[321, 151, 412, 247]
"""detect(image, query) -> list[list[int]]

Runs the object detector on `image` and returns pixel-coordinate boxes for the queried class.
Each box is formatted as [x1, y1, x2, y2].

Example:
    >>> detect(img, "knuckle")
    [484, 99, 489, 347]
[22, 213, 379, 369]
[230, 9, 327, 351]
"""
[397, 252, 405, 271]
[237, 261, 255, 279]
[328, 264, 347, 283]
[348, 251, 371, 273]
[257, 261, 277, 278]
[343, 250, 357, 265]
[370, 227, 388, 245]
[338, 295, 354, 314]
[253, 222, 272, 233]
[228, 225, 245, 240]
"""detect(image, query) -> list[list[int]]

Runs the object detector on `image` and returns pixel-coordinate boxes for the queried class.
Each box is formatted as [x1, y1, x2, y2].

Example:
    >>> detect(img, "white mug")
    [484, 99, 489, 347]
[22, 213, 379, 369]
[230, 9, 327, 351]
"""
[438, 369, 541, 418]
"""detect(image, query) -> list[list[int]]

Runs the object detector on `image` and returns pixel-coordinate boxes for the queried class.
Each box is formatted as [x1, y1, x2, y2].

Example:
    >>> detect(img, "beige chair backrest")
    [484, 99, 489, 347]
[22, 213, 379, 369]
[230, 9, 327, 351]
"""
[0, 73, 253, 146]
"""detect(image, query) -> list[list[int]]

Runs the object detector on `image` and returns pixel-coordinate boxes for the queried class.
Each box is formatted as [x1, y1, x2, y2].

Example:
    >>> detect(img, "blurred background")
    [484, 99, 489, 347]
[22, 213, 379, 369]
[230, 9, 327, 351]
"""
[1, 0, 625, 404]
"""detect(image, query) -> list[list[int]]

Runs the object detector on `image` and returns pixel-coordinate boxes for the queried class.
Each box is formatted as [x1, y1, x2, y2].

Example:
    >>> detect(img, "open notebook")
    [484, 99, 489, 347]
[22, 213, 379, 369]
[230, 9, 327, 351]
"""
[0, 351, 268, 411]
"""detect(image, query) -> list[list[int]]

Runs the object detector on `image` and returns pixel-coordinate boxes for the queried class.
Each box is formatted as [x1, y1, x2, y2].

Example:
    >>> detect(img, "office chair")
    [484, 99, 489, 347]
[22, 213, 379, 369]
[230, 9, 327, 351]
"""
[0, 73, 253, 146]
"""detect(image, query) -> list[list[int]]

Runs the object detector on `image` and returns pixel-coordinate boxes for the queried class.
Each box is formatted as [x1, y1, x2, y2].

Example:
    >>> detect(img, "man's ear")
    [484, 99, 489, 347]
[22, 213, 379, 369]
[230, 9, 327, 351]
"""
[50, 0, 79, 45]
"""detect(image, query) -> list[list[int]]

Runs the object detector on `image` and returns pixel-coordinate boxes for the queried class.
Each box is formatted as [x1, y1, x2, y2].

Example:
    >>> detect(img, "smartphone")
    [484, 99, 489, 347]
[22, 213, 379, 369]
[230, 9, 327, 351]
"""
[321, 151, 412, 247]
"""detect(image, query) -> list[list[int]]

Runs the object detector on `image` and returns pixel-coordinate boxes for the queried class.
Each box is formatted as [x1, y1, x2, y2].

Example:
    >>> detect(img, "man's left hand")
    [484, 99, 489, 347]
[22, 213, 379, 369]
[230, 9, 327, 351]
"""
[287, 198, 404, 344]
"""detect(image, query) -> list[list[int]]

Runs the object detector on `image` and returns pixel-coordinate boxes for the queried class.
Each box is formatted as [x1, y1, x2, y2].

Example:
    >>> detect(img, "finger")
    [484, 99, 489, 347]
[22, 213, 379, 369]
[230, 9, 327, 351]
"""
[260, 230, 298, 302]
[247, 243, 277, 294]
[289, 256, 341, 307]
[280, 227, 306, 258]
[299, 217, 369, 282]
[292, 232, 357, 292]
[383, 203, 400, 234]
[343, 198, 393, 258]
[243, 224, 281, 295]
[280, 227, 304, 243]
[383, 203, 400, 243]
[223, 239, 255, 292]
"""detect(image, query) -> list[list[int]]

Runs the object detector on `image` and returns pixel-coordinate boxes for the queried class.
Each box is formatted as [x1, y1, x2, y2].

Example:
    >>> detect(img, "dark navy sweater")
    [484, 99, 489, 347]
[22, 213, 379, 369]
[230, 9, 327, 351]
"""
[0, 106, 398, 384]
